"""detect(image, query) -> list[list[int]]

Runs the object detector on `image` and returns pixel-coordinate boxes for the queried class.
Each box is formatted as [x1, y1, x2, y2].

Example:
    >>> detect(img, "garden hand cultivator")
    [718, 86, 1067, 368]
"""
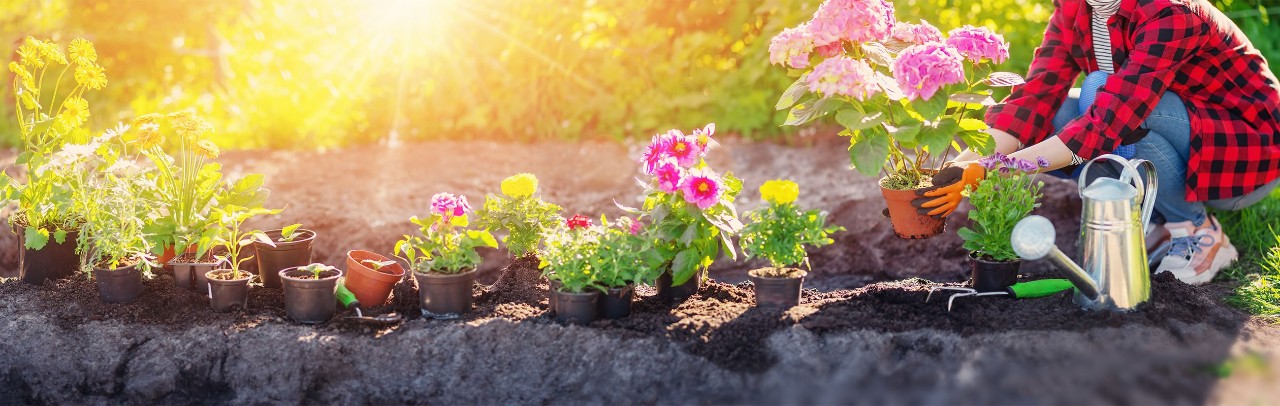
[926, 279, 1076, 311]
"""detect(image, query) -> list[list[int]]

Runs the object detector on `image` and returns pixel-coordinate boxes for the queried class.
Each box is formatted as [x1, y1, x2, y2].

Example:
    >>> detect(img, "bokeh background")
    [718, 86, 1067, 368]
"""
[2, 0, 1277, 150]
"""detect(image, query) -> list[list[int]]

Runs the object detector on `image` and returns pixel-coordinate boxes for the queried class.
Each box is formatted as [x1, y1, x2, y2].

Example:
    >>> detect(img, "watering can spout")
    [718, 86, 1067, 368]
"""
[1011, 215, 1101, 300]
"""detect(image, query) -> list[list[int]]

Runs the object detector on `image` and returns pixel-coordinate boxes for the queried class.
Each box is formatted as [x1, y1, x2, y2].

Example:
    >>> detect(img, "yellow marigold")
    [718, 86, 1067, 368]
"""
[500, 173, 538, 198]
[136, 122, 162, 149]
[74, 63, 107, 90]
[68, 38, 96, 65]
[194, 139, 220, 159]
[168, 111, 211, 136]
[760, 179, 799, 205]
[59, 96, 90, 128]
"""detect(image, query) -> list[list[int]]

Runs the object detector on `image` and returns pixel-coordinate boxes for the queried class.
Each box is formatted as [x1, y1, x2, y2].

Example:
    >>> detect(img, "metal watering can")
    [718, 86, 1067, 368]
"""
[1010, 154, 1158, 311]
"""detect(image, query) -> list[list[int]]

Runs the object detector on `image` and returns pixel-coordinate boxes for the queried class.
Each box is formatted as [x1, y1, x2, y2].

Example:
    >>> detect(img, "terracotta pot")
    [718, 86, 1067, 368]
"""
[880, 181, 946, 239]
[206, 269, 250, 312]
[280, 267, 342, 324]
[93, 264, 143, 303]
[656, 269, 704, 302]
[171, 260, 218, 291]
[749, 268, 806, 308]
[343, 250, 404, 307]
[253, 229, 316, 288]
[18, 229, 81, 285]
[413, 269, 477, 319]
[597, 285, 634, 319]
[554, 289, 598, 325]
[547, 279, 562, 315]
[157, 244, 196, 272]
[970, 253, 1020, 293]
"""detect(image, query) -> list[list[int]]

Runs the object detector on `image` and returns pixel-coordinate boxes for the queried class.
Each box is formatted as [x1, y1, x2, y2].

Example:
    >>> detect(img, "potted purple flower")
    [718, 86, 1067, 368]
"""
[768, 0, 1024, 239]
[394, 193, 498, 319]
[957, 153, 1047, 292]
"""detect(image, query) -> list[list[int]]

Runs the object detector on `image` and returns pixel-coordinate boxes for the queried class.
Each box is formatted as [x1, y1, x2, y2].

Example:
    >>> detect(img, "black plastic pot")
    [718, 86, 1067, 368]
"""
[93, 264, 143, 303]
[656, 270, 704, 302]
[970, 253, 1020, 293]
[748, 269, 806, 308]
[170, 261, 217, 291]
[597, 285, 634, 319]
[279, 267, 342, 324]
[253, 229, 316, 288]
[554, 289, 598, 325]
[547, 279, 562, 315]
[18, 229, 81, 285]
[207, 269, 250, 312]
[413, 269, 477, 319]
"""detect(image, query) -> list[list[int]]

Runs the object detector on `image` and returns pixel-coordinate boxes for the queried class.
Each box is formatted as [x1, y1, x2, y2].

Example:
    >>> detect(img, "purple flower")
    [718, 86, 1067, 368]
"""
[978, 156, 999, 170]
[946, 25, 1010, 64]
[996, 152, 1016, 168]
[892, 43, 965, 101]
[430, 193, 471, 217]
[999, 166, 1011, 174]
[1037, 156, 1051, 168]
[806, 56, 882, 100]
[1016, 158, 1038, 173]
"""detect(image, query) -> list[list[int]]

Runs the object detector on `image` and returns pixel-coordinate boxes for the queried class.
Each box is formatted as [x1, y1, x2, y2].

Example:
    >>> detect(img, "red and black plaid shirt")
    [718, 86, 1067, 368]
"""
[986, 0, 1280, 201]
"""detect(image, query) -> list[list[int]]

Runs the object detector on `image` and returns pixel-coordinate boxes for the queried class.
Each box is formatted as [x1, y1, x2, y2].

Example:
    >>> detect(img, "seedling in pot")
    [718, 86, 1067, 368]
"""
[211, 205, 280, 280]
[300, 263, 336, 280]
[361, 259, 397, 271]
[739, 180, 843, 308]
[473, 173, 563, 262]
[278, 223, 305, 243]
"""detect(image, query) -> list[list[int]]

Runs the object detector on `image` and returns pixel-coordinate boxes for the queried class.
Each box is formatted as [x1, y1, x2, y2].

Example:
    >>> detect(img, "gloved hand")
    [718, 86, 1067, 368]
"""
[912, 164, 985, 218]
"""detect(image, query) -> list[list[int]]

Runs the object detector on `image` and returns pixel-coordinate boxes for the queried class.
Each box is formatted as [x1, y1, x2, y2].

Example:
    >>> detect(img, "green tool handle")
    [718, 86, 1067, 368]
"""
[336, 282, 360, 309]
[1008, 279, 1075, 299]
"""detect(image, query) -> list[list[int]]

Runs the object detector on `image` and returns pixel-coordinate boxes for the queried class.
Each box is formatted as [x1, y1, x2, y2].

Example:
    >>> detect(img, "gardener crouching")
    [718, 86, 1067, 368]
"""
[916, 0, 1280, 285]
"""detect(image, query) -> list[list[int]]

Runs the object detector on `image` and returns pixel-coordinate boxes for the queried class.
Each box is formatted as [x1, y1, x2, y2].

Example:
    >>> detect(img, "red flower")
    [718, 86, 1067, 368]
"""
[566, 214, 593, 230]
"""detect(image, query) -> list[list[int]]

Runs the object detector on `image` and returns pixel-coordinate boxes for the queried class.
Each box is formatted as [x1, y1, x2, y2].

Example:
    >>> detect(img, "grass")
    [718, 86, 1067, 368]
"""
[1213, 188, 1280, 321]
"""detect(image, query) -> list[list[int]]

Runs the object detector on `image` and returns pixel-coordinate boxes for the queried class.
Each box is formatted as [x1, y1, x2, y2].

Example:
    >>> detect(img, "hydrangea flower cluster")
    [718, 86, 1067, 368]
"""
[892, 43, 965, 101]
[809, 0, 894, 46]
[946, 25, 1010, 64]
[890, 20, 944, 45]
[768, 24, 815, 69]
[640, 123, 726, 210]
[431, 193, 471, 218]
[805, 57, 882, 100]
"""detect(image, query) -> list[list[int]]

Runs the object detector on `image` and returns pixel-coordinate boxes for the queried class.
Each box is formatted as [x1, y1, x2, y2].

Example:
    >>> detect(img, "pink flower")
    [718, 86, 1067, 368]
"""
[891, 20, 943, 45]
[815, 42, 843, 58]
[679, 168, 724, 210]
[946, 25, 1009, 64]
[768, 24, 815, 69]
[430, 193, 471, 217]
[618, 217, 642, 235]
[808, 0, 894, 46]
[653, 157, 686, 193]
[892, 43, 965, 101]
[692, 123, 718, 152]
[805, 56, 882, 100]
[666, 130, 703, 168]
[566, 214, 593, 230]
[641, 132, 674, 175]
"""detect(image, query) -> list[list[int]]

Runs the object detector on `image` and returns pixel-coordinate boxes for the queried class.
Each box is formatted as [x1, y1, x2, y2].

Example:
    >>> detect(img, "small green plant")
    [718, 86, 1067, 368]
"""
[299, 263, 335, 280]
[473, 173, 563, 259]
[211, 205, 280, 280]
[592, 216, 665, 288]
[739, 180, 844, 277]
[361, 259, 397, 271]
[957, 153, 1046, 261]
[76, 124, 160, 274]
[394, 193, 498, 274]
[278, 223, 304, 242]
[540, 215, 605, 293]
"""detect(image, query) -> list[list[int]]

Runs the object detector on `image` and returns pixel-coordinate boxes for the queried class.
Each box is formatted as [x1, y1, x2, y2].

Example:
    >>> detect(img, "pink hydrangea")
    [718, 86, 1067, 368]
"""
[809, 0, 894, 46]
[891, 20, 944, 45]
[805, 56, 882, 100]
[946, 25, 1010, 64]
[679, 168, 724, 210]
[815, 42, 843, 58]
[892, 43, 965, 101]
[768, 24, 815, 69]
[430, 193, 471, 217]
[653, 157, 686, 193]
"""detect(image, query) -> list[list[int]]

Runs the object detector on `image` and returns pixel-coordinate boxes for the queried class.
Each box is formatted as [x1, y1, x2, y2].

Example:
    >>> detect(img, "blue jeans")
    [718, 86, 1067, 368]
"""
[1052, 72, 1280, 226]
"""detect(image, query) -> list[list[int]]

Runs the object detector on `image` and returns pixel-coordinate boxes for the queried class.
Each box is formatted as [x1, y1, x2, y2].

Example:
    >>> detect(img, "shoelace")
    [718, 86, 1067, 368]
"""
[1168, 234, 1215, 259]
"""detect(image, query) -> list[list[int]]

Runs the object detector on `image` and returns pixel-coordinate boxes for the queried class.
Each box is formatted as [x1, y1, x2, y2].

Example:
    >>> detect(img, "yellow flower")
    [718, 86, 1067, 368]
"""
[194, 139, 220, 159]
[168, 111, 211, 137]
[760, 179, 799, 205]
[136, 122, 162, 149]
[18, 37, 44, 68]
[59, 96, 90, 128]
[132, 113, 163, 127]
[500, 173, 538, 198]
[68, 38, 96, 65]
[9, 62, 35, 90]
[74, 63, 107, 90]
[38, 40, 66, 65]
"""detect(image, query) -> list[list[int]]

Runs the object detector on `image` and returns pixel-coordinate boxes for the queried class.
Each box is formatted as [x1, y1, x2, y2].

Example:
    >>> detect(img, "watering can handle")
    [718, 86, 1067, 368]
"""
[1077, 154, 1158, 230]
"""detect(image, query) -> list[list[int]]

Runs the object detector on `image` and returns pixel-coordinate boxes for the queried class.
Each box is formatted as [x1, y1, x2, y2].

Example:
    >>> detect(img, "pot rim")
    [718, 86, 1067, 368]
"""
[254, 228, 317, 250]
[347, 250, 406, 277]
[968, 251, 1021, 264]
[413, 268, 476, 278]
[747, 267, 808, 279]
[92, 263, 141, 274]
[554, 289, 601, 298]
[206, 268, 252, 283]
[279, 267, 343, 282]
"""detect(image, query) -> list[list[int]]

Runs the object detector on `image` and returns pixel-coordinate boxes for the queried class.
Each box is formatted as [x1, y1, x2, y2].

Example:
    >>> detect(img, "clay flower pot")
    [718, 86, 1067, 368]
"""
[656, 269, 704, 302]
[18, 228, 81, 285]
[413, 269, 478, 319]
[93, 264, 143, 303]
[547, 279, 562, 315]
[970, 252, 1020, 293]
[206, 269, 251, 312]
[343, 250, 404, 307]
[880, 181, 945, 239]
[280, 266, 343, 324]
[253, 228, 316, 288]
[554, 289, 599, 325]
[597, 284, 634, 319]
[157, 244, 196, 272]
[170, 258, 218, 291]
[749, 268, 806, 308]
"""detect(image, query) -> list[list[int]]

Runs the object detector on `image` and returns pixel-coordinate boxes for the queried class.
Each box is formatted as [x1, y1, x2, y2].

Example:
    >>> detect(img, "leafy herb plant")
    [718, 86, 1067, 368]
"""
[957, 153, 1047, 261]
[394, 193, 498, 274]
[739, 180, 844, 277]
[540, 215, 604, 293]
[299, 263, 336, 280]
[592, 216, 664, 288]
[76, 125, 160, 273]
[278, 223, 304, 242]
[473, 173, 563, 259]
[211, 205, 280, 280]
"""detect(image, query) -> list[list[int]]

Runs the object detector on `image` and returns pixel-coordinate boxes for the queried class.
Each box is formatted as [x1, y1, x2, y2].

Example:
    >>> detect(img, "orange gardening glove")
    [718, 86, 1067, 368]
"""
[911, 164, 986, 218]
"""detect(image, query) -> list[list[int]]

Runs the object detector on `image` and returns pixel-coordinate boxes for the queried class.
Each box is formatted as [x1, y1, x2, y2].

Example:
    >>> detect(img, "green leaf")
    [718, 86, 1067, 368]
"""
[784, 96, 837, 126]
[949, 93, 996, 106]
[862, 42, 895, 67]
[775, 74, 810, 110]
[890, 120, 923, 146]
[848, 126, 891, 177]
[671, 249, 699, 286]
[835, 109, 886, 131]
[24, 227, 49, 250]
[918, 119, 961, 155]
[959, 118, 988, 132]
[983, 72, 1026, 87]
[52, 229, 68, 245]
[912, 92, 949, 121]
[959, 130, 996, 155]
[679, 224, 698, 246]
[252, 231, 276, 247]
[281, 223, 302, 240]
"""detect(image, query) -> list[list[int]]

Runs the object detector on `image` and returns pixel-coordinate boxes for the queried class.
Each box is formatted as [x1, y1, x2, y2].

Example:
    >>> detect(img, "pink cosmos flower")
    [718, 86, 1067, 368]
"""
[809, 0, 894, 46]
[946, 25, 1010, 64]
[805, 56, 882, 100]
[653, 157, 686, 193]
[892, 43, 965, 101]
[680, 168, 724, 211]
[891, 20, 944, 45]
[430, 193, 471, 217]
[768, 23, 815, 69]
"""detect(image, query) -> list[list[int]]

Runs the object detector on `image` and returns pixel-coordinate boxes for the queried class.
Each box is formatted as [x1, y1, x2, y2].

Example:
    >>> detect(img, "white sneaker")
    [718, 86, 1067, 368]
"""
[1154, 216, 1238, 285]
